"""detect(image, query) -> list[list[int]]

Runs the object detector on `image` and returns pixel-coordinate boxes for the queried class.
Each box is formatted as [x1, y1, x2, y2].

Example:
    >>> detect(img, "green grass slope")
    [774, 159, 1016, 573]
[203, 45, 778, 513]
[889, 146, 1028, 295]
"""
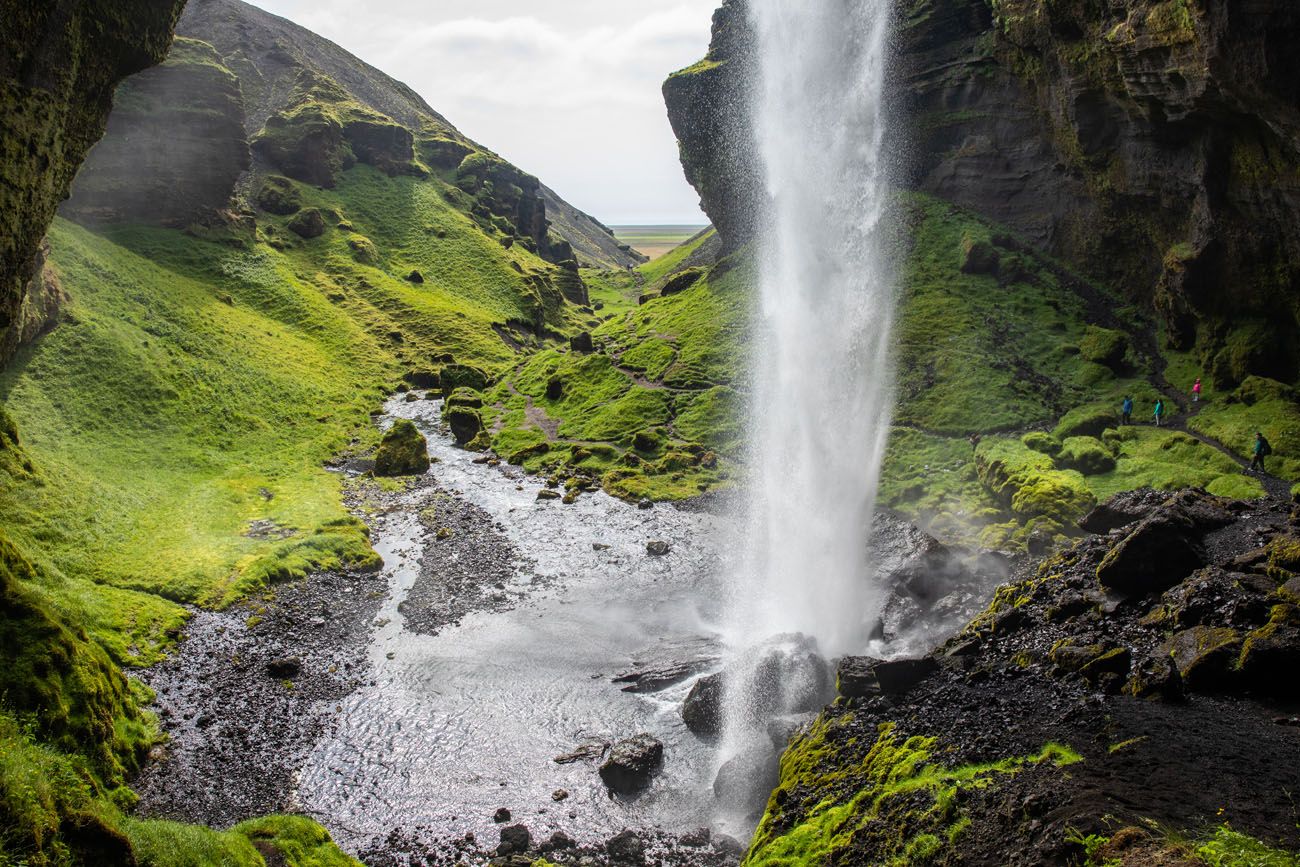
[0, 147, 583, 862]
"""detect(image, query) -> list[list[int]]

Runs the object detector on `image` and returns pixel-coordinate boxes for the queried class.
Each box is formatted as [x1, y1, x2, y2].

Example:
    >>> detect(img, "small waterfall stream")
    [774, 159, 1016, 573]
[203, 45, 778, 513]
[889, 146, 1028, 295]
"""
[718, 0, 899, 821]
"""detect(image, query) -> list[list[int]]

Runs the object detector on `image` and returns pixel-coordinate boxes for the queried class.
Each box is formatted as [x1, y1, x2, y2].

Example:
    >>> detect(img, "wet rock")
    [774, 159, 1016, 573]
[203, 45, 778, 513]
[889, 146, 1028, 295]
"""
[1162, 567, 1274, 630]
[598, 734, 664, 794]
[1079, 489, 1171, 534]
[265, 657, 301, 679]
[679, 828, 711, 848]
[542, 831, 575, 851]
[605, 830, 645, 865]
[554, 738, 609, 764]
[638, 498, 654, 510]
[1096, 510, 1204, 596]
[537, 489, 561, 501]
[614, 636, 720, 693]
[1049, 639, 1131, 687]
[497, 824, 531, 856]
[493, 807, 511, 823]
[713, 744, 779, 811]
[550, 788, 568, 802]
[374, 419, 430, 476]
[682, 672, 723, 735]
[837, 655, 938, 698]
[1166, 626, 1242, 691]
[646, 540, 671, 556]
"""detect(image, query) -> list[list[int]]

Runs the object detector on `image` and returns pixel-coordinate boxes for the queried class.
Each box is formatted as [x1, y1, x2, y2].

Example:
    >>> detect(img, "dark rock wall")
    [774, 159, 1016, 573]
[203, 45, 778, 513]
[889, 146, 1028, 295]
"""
[0, 0, 187, 366]
[63, 37, 250, 226]
[663, 0, 1300, 384]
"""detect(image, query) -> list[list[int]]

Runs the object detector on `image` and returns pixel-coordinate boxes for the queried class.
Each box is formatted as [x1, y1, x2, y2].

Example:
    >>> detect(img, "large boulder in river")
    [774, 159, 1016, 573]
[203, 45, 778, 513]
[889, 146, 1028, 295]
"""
[374, 419, 430, 476]
[599, 734, 664, 794]
[682, 672, 722, 736]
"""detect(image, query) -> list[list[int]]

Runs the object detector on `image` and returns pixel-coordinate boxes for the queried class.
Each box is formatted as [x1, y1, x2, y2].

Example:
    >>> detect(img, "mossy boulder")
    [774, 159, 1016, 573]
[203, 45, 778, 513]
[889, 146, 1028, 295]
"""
[444, 388, 485, 445]
[1236, 607, 1300, 697]
[1056, 436, 1117, 475]
[976, 438, 1096, 524]
[1054, 404, 1121, 439]
[1021, 431, 1062, 456]
[253, 103, 353, 187]
[1078, 325, 1129, 370]
[439, 364, 490, 398]
[287, 207, 327, 239]
[374, 419, 429, 476]
[255, 175, 302, 215]
[347, 234, 379, 264]
[1165, 626, 1241, 691]
[960, 234, 1000, 274]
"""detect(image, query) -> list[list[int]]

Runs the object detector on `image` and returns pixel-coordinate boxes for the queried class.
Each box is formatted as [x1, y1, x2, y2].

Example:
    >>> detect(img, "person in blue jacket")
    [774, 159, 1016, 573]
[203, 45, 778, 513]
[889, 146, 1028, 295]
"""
[1121, 396, 1133, 425]
[1153, 398, 1165, 427]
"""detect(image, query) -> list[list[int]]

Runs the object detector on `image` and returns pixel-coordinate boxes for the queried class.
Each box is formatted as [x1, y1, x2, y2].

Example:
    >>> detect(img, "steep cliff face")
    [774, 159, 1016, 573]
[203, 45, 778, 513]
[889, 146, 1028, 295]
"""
[0, 0, 187, 365]
[664, 0, 1300, 386]
[64, 37, 251, 226]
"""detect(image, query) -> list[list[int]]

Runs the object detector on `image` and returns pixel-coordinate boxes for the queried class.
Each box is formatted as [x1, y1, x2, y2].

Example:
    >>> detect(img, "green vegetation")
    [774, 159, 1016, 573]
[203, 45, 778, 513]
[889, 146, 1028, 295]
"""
[1195, 826, 1300, 867]
[745, 716, 1081, 866]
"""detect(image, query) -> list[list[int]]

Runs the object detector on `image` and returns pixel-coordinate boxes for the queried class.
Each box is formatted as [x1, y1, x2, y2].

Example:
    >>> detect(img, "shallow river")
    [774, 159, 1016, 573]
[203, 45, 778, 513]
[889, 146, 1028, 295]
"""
[299, 397, 735, 851]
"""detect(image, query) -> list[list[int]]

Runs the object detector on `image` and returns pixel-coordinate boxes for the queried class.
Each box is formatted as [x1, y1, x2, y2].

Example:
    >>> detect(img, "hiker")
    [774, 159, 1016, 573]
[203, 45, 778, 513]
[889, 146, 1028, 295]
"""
[1153, 398, 1165, 427]
[1249, 431, 1272, 473]
[1121, 395, 1133, 425]
[1192, 377, 1202, 403]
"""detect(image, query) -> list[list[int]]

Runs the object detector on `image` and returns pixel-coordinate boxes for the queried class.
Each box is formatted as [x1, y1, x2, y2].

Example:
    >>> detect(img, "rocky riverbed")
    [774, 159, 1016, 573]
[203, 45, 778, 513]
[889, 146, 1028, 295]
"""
[132, 396, 750, 865]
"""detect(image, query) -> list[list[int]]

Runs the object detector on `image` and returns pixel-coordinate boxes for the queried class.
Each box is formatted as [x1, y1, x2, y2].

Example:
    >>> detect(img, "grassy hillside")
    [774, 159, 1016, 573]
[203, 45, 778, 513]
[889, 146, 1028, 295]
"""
[0, 150, 583, 862]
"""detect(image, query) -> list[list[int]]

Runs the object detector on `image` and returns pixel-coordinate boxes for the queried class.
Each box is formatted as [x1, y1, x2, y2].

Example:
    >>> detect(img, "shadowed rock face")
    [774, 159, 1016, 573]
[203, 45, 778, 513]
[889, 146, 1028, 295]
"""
[0, 0, 187, 365]
[663, 0, 1300, 384]
[63, 37, 251, 227]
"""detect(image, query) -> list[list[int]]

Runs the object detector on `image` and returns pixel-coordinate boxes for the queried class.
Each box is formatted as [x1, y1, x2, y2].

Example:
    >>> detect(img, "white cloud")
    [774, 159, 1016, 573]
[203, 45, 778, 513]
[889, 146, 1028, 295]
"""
[246, 0, 719, 224]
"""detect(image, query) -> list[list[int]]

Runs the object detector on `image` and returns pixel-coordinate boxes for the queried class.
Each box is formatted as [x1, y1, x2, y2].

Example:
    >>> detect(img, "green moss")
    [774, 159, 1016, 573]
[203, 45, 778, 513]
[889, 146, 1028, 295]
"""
[232, 815, 361, 867]
[976, 437, 1096, 524]
[1055, 404, 1121, 439]
[122, 817, 263, 866]
[374, 419, 429, 476]
[1023, 431, 1063, 456]
[1195, 826, 1299, 867]
[1189, 377, 1300, 481]
[1056, 436, 1117, 475]
[1078, 325, 1128, 369]
[745, 716, 1081, 867]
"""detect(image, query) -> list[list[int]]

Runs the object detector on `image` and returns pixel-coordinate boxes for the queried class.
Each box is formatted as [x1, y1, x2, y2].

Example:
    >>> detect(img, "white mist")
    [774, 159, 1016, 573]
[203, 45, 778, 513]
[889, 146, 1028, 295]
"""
[715, 0, 900, 825]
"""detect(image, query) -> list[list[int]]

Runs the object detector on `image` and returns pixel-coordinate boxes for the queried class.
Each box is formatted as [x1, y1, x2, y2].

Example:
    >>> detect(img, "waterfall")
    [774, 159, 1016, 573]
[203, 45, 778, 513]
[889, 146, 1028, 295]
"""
[716, 0, 899, 822]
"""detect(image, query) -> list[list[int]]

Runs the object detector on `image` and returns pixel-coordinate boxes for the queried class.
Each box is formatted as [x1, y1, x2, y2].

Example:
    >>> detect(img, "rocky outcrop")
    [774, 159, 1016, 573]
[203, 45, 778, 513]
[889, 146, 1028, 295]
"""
[661, 0, 757, 250]
[598, 733, 664, 794]
[175, 0, 642, 270]
[752, 489, 1300, 864]
[63, 37, 250, 226]
[0, 0, 186, 366]
[664, 0, 1300, 384]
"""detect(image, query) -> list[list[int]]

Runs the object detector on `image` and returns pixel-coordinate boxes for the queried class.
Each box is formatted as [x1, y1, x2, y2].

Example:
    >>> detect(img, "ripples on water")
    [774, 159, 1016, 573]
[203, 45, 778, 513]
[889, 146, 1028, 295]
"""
[299, 397, 735, 850]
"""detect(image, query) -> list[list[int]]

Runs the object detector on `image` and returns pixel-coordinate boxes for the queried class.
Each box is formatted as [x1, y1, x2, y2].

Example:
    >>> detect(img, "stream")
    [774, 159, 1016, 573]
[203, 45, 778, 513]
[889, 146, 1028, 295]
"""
[135, 395, 743, 861]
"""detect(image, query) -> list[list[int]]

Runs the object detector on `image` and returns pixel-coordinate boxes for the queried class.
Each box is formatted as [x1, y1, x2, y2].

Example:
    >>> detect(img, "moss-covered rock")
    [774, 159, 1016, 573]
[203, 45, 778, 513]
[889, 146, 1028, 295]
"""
[374, 419, 429, 476]
[255, 175, 302, 215]
[1078, 325, 1129, 370]
[287, 207, 327, 239]
[1055, 404, 1121, 439]
[1165, 626, 1241, 691]
[1056, 436, 1118, 475]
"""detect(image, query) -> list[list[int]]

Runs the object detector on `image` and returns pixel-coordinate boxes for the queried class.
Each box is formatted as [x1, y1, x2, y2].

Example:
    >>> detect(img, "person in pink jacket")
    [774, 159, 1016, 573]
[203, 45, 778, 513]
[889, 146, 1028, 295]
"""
[1192, 377, 1202, 403]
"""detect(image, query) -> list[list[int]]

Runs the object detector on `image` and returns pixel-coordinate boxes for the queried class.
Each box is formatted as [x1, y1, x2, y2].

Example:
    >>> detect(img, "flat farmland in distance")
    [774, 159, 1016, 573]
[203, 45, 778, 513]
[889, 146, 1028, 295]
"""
[612, 224, 710, 259]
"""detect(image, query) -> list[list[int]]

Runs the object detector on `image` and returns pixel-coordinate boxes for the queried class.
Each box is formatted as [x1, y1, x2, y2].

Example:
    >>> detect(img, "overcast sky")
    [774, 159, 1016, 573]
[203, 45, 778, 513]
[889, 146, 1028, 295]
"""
[246, 0, 718, 225]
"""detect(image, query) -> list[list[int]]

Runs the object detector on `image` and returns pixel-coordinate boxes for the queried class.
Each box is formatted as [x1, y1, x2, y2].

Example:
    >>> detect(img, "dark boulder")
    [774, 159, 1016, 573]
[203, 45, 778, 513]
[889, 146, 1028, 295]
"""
[405, 269, 424, 284]
[1080, 488, 1169, 534]
[712, 744, 780, 812]
[1166, 626, 1242, 692]
[646, 540, 671, 556]
[682, 672, 723, 735]
[1161, 567, 1274, 630]
[1123, 653, 1183, 701]
[1096, 513, 1204, 595]
[497, 824, 531, 856]
[837, 655, 938, 698]
[493, 807, 511, 823]
[960, 237, 1000, 274]
[659, 267, 705, 297]
[570, 331, 594, 353]
[605, 830, 645, 865]
[374, 419, 430, 476]
[598, 734, 664, 794]
[1237, 614, 1300, 698]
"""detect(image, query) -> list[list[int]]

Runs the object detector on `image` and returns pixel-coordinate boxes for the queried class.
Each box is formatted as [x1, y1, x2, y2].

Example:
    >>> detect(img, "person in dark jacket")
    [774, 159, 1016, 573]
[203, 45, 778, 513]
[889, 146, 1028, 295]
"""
[1249, 431, 1272, 473]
